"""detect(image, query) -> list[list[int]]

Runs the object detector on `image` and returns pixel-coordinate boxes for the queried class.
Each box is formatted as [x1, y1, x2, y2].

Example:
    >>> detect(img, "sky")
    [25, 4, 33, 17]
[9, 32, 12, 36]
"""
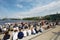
[0, 0, 60, 18]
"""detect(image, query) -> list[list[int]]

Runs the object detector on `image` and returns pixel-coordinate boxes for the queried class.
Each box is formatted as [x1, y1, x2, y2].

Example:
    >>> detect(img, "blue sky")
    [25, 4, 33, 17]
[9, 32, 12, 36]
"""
[0, 0, 60, 18]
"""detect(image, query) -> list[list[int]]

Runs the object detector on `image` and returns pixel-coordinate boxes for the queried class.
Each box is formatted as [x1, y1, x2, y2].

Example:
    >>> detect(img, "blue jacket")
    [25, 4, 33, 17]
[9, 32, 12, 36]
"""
[18, 32, 24, 39]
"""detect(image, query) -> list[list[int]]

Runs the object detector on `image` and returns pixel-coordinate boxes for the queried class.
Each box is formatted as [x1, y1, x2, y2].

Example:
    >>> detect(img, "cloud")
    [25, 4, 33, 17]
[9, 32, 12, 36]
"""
[16, 0, 41, 8]
[17, 0, 37, 2]
[13, 0, 60, 18]
[0, 0, 60, 18]
[16, 4, 23, 8]
[29, 1, 60, 14]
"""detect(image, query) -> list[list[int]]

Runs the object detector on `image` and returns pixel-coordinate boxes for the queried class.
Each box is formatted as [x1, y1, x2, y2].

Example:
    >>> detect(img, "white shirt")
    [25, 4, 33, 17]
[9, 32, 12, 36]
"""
[3, 28, 7, 31]
[7, 39, 10, 40]
[27, 30, 31, 36]
[32, 29, 36, 34]
[12, 32, 18, 40]
[16, 27, 19, 31]
[23, 30, 27, 37]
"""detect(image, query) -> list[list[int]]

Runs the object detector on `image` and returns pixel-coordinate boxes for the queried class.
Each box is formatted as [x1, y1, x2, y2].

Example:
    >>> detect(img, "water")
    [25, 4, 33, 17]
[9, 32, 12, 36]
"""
[0, 20, 34, 25]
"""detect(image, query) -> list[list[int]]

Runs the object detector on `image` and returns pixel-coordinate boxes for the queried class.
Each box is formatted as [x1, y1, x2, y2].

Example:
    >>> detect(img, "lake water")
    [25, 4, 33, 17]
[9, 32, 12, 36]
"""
[0, 20, 34, 25]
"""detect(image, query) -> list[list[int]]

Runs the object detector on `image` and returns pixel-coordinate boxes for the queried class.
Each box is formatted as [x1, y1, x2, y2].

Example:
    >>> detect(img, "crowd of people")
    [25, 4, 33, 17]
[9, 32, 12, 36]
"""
[0, 20, 58, 40]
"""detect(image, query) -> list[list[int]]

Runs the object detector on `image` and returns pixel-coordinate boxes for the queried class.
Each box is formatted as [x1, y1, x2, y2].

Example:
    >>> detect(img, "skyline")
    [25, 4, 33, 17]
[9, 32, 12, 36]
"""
[0, 0, 60, 18]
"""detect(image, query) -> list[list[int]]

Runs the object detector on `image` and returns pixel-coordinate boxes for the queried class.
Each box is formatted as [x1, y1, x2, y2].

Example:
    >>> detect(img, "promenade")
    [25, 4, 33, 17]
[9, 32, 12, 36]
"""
[30, 25, 60, 40]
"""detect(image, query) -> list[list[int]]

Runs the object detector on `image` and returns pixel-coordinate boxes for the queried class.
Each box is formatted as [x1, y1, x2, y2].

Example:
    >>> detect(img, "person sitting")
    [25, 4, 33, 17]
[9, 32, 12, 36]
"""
[23, 29, 27, 37]
[0, 28, 2, 34]
[2, 27, 7, 33]
[31, 27, 36, 35]
[12, 28, 18, 40]
[34, 27, 38, 33]
[18, 28, 24, 40]
[0, 25, 2, 34]
[2, 31, 10, 40]
[27, 27, 31, 36]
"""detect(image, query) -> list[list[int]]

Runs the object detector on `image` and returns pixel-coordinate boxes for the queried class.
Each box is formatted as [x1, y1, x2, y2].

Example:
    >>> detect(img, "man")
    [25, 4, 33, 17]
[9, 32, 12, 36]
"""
[18, 28, 24, 40]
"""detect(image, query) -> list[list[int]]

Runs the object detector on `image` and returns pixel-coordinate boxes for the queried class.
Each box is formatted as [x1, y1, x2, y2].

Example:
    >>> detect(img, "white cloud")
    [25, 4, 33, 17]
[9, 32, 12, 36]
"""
[29, 1, 60, 14]
[17, 0, 34, 2]
[12, 0, 60, 18]
[16, 4, 23, 8]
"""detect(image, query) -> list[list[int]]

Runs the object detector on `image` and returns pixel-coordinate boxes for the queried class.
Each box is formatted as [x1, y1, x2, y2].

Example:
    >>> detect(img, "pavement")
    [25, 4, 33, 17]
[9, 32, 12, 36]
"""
[30, 25, 60, 40]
